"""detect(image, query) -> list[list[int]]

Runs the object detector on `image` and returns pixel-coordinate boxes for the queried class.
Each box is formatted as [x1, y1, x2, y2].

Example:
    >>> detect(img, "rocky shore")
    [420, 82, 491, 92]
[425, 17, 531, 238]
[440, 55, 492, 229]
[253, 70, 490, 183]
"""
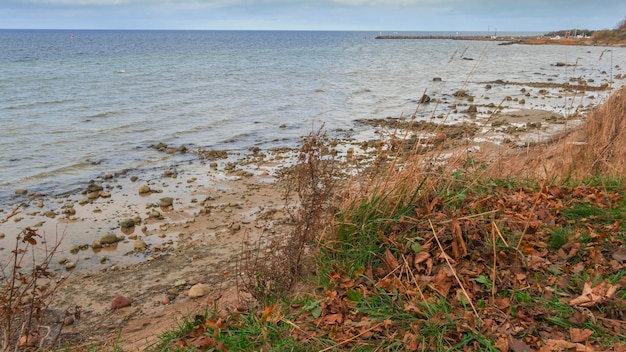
[1, 73, 624, 348]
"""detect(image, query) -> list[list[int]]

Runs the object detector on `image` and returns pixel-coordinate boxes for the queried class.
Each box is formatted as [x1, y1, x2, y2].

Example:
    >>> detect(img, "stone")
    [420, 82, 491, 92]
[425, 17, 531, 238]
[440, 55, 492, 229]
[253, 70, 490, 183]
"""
[188, 283, 211, 298]
[63, 316, 75, 326]
[92, 240, 102, 249]
[149, 210, 161, 219]
[111, 295, 132, 309]
[466, 105, 478, 114]
[69, 245, 79, 254]
[134, 240, 147, 251]
[65, 262, 76, 270]
[119, 218, 135, 229]
[87, 191, 100, 200]
[432, 77, 442, 82]
[0, 232, 4, 239]
[419, 94, 431, 104]
[174, 280, 187, 287]
[138, 185, 151, 194]
[130, 176, 138, 182]
[15, 189, 28, 195]
[100, 233, 119, 245]
[159, 197, 174, 207]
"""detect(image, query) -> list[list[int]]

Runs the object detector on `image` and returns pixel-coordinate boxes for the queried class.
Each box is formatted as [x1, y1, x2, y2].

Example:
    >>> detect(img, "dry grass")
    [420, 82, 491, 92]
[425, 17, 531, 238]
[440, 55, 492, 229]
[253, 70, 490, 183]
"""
[487, 86, 626, 180]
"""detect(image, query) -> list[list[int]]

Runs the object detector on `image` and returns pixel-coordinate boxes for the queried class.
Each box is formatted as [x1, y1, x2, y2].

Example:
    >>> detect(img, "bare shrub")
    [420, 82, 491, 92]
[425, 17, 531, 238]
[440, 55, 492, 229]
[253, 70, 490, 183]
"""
[1, 208, 70, 351]
[239, 127, 337, 303]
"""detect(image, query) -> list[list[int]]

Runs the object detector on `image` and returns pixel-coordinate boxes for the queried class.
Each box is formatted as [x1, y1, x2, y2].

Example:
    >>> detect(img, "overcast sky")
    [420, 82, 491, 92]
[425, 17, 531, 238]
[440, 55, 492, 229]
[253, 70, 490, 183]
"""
[1, 0, 625, 32]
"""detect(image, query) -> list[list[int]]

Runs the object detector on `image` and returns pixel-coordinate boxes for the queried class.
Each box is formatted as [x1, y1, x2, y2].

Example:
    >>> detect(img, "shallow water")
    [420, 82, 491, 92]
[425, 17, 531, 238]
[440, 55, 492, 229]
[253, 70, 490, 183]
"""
[1, 30, 625, 202]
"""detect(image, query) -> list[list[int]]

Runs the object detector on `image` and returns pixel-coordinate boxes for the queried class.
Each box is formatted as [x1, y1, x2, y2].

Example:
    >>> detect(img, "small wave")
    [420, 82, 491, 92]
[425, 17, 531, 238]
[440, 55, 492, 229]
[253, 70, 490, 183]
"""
[115, 69, 126, 73]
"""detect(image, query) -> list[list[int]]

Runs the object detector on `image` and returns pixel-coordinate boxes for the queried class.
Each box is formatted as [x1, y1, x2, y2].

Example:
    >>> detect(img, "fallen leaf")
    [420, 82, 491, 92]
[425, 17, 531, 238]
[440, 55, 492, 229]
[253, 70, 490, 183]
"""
[612, 247, 626, 263]
[383, 248, 400, 271]
[450, 220, 467, 260]
[569, 281, 620, 307]
[569, 327, 593, 343]
[540, 339, 594, 352]
[508, 336, 533, 352]
[323, 313, 343, 325]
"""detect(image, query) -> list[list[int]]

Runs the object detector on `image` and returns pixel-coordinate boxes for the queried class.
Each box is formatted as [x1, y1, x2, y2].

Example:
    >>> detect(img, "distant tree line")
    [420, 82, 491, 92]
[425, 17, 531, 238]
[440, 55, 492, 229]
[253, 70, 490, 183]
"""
[591, 16, 626, 44]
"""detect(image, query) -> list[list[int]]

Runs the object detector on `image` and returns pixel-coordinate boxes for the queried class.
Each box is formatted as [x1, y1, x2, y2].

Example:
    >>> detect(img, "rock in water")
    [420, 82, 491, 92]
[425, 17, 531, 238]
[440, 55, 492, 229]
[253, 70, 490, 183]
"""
[188, 283, 211, 298]
[138, 185, 151, 194]
[134, 240, 147, 251]
[119, 218, 135, 229]
[100, 233, 119, 245]
[111, 295, 132, 309]
[159, 197, 174, 207]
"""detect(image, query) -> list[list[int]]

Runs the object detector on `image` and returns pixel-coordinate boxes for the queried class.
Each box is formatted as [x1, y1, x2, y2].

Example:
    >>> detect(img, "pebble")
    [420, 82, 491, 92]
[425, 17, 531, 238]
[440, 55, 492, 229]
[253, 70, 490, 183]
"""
[0, 232, 4, 239]
[119, 218, 135, 229]
[111, 295, 132, 310]
[130, 176, 138, 182]
[188, 283, 211, 298]
[92, 240, 102, 249]
[15, 189, 28, 195]
[174, 280, 186, 287]
[134, 240, 147, 251]
[138, 185, 151, 194]
[159, 197, 174, 207]
[63, 316, 75, 326]
[65, 262, 76, 270]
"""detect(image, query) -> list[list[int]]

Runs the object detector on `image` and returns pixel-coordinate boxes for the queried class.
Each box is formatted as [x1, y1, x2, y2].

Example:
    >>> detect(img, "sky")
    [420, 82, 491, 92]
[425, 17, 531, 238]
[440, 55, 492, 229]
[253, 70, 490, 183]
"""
[1, 0, 625, 32]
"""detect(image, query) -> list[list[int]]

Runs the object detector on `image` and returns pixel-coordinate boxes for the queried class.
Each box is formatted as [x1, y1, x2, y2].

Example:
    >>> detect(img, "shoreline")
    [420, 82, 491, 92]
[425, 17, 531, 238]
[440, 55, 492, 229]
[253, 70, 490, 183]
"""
[1, 77, 624, 347]
[375, 34, 626, 47]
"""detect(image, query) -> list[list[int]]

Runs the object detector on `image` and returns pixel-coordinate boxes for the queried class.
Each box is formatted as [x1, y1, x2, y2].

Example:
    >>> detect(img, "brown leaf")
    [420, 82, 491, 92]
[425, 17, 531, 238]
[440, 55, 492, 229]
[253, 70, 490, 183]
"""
[508, 336, 533, 352]
[569, 281, 620, 307]
[383, 248, 400, 271]
[433, 269, 451, 297]
[569, 327, 593, 343]
[540, 339, 594, 352]
[612, 247, 626, 263]
[261, 304, 277, 323]
[188, 335, 216, 350]
[450, 220, 467, 260]
[323, 313, 343, 325]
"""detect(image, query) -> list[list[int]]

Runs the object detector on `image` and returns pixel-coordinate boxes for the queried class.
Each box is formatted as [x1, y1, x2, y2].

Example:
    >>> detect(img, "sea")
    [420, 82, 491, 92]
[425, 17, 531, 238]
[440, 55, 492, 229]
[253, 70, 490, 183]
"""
[1, 30, 625, 204]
